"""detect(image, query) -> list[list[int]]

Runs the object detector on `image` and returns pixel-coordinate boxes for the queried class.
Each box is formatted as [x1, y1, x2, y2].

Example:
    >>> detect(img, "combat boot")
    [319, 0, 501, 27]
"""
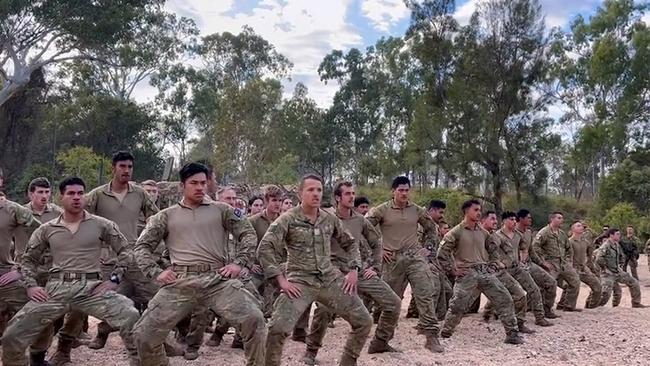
[632, 303, 648, 308]
[183, 347, 199, 361]
[517, 321, 536, 334]
[424, 333, 444, 353]
[302, 348, 319, 365]
[163, 341, 184, 357]
[30, 351, 52, 366]
[87, 323, 111, 349]
[292, 329, 307, 343]
[367, 337, 401, 354]
[339, 353, 357, 366]
[49, 335, 74, 365]
[231, 333, 244, 349]
[544, 310, 560, 319]
[504, 331, 525, 345]
[534, 318, 553, 327]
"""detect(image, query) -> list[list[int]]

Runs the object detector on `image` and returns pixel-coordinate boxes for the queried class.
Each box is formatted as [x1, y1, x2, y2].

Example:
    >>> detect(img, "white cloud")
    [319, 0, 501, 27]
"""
[455, 0, 479, 26]
[161, 0, 363, 107]
[361, 0, 410, 32]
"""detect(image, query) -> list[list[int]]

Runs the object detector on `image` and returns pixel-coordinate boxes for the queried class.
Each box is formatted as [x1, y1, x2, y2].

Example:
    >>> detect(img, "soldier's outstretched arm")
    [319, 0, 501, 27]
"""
[21, 226, 49, 288]
[103, 221, 132, 283]
[134, 211, 169, 280]
[364, 204, 385, 227]
[257, 216, 288, 280]
[223, 206, 257, 268]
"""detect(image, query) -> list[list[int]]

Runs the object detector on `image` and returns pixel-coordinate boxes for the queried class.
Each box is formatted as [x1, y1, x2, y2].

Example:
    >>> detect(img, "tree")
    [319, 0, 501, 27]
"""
[599, 148, 650, 214]
[0, 0, 163, 106]
[56, 146, 110, 188]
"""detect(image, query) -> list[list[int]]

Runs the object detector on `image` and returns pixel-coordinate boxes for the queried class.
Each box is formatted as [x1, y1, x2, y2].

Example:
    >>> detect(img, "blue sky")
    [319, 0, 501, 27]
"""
[131, 0, 636, 107]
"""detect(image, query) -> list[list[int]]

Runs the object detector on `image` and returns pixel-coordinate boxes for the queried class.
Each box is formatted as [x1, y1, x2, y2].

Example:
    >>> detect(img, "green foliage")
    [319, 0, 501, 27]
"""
[599, 149, 650, 213]
[56, 146, 111, 188]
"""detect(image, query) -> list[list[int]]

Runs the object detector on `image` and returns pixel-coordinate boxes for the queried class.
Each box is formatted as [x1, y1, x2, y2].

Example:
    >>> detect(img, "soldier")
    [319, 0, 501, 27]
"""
[620, 225, 640, 280]
[61, 151, 159, 352]
[0, 193, 53, 365]
[259, 174, 372, 366]
[132, 162, 266, 366]
[532, 212, 582, 312]
[515, 210, 558, 319]
[353, 196, 370, 216]
[281, 197, 294, 213]
[303, 181, 401, 365]
[437, 199, 522, 344]
[439, 221, 450, 236]
[249, 196, 264, 216]
[563, 222, 601, 308]
[365, 176, 443, 353]
[467, 211, 499, 314]
[1, 177, 140, 366]
[141, 180, 160, 203]
[596, 228, 646, 308]
[483, 211, 538, 333]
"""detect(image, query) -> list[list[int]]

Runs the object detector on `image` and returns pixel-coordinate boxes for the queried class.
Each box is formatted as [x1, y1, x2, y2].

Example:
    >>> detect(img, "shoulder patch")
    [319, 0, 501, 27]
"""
[233, 208, 244, 218]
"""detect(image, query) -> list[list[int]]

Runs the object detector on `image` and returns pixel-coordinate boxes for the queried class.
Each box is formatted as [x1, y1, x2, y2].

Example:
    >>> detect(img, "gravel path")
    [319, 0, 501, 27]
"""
[5, 256, 650, 365]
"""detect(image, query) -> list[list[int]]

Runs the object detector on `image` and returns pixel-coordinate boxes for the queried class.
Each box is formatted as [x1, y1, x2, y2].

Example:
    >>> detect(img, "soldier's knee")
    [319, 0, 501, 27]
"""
[350, 307, 373, 331]
[1, 324, 25, 349]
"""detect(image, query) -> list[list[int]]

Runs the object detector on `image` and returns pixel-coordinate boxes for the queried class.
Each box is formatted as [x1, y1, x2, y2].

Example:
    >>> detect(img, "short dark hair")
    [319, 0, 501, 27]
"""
[548, 211, 564, 221]
[516, 209, 531, 221]
[333, 181, 353, 198]
[112, 151, 134, 165]
[461, 199, 481, 213]
[28, 177, 51, 193]
[298, 174, 323, 191]
[248, 196, 263, 206]
[59, 177, 86, 194]
[354, 196, 370, 207]
[626, 225, 634, 229]
[391, 176, 410, 189]
[179, 162, 209, 183]
[607, 228, 620, 237]
[482, 210, 496, 220]
[502, 211, 516, 220]
[263, 185, 283, 200]
[428, 200, 446, 210]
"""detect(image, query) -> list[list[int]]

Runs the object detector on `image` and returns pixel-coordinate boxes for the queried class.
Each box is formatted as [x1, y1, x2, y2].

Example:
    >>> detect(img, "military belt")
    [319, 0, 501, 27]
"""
[173, 264, 220, 274]
[470, 263, 498, 273]
[50, 272, 101, 281]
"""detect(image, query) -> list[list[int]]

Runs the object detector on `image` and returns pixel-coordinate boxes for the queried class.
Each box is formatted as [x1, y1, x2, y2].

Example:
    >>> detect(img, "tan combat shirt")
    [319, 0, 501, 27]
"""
[437, 222, 490, 272]
[569, 234, 595, 271]
[0, 199, 40, 266]
[331, 209, 382, 273]
[366, 199, 438, 252]
[13, 202, 62, 259]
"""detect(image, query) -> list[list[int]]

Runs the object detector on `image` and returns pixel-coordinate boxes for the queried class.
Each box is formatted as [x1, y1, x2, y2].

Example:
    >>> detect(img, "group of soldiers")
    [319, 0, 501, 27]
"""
[0, 151, 648, 366]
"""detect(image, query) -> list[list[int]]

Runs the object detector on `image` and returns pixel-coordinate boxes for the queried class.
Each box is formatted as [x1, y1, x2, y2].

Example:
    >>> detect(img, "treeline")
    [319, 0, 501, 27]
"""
[0, 0, 649, 225]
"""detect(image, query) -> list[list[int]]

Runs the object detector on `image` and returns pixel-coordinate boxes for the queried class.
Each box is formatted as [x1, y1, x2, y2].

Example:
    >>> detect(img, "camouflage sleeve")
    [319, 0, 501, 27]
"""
[85, 189, 99, 214]
[594, 247, 606, 271]
[141, 190, 160, 220]
[257, 216, 288, 280]
[20, 225, 49, 288]
[364, 203, 385, 227]
[529, 244, 544, 266]
[485, 233, 501, 263]
[437, 230, 458, 274]
[362, 217, 382, 272]
[586, 240, 597, 273]
[134, 211, 169, 280]
[154, 241, 171, 269]
[564, 235, 574, 265]
[103, 221, 132, 283]
[334, 217, 361, 271]
[11, 203, 41, 239]
[417, 206, 439, 253]
[532, 231, 546, 262]
[223, 207, 257, 268]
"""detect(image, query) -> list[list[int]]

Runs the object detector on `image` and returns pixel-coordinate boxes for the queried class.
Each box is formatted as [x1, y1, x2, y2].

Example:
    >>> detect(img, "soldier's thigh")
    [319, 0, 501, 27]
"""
[497, 272, 525, 299]
[358, 276, 400, 310]
[268, 287, 317, 334]
[317, 277, 369, 317]
[448, 273, 480, 313]
[616, 272, 638, 287]
[0, 280, 30, 311]
[135, 284, 197, 333]
[382, 257, 409, 298]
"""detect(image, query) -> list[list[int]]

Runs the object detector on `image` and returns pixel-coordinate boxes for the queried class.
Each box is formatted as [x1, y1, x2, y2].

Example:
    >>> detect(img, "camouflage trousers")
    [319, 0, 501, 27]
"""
[0, 266, 53, 354]
[559, 265, 601, 309]
[528, 263, 558, 315]
[623, 257, 639, 280]
[133, 272, 266, 366]
[510, 266, 545, 321]
[442, 266, 517, 336]
[599, 271, 641, 307]
[548, 263, 581, 310]
[1, 276, 139, 366]
[306, 274, 400, 351]
[484, 270, 527, 324]
[266, 276, 372, 366]
[406, 266, 452, 320]
[381, 252, 440, 335]
[60, 264, 159, 338]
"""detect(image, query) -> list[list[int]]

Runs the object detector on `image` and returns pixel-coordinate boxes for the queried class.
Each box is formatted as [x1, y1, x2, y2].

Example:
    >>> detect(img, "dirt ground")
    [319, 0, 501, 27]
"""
[7, 257, 650, 365]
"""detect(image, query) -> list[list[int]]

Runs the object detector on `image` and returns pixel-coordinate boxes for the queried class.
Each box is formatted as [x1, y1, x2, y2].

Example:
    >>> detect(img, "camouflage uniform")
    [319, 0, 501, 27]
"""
[532, 226, 581, 311]
[258, 206, 372, 366]
[562, 235, 601, 308]
[595, 239, 643, 307]
[619, 235, 640, 280]
[437, 223, 518, 339]
[365, 200, 441, 338]
[132, 198, 266, 366]
[1, 212, 139, 366]
[592, 232, 622, 306]
[305, 209, 400, 356]
[483, 229, 528, 329]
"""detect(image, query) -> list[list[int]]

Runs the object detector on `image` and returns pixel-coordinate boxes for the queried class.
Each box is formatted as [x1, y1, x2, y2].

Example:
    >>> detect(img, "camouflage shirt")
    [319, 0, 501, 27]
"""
[257, 206, 360, 286]
[595, 239, 624, 274]
[437, 222, 491, 273]
[21, 211, 131, 288]
[13, 202, 62, 261]
[0, 199, 40, 267]
[515, 226, 543, 266]
[487, 229, 522, 269]
[134, 197, 256, 280]
[533, 225, 573, 268]
[333, 208, 382, 273]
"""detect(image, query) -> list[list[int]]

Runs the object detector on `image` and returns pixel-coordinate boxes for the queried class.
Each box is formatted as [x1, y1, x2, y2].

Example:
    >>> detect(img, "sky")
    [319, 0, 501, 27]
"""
[131, 0, 622, 108]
